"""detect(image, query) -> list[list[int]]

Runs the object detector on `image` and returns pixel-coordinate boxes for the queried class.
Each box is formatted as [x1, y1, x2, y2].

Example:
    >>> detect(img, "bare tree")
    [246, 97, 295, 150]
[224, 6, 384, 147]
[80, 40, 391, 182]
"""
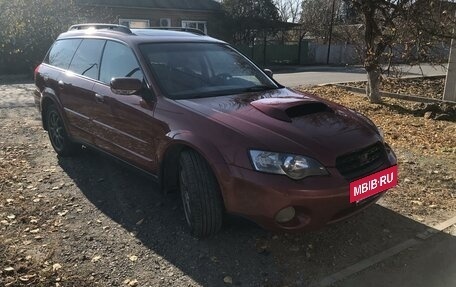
[347, 0, 455, 103]
[300, 0, 346, 43]
[275, 0, 302, 22]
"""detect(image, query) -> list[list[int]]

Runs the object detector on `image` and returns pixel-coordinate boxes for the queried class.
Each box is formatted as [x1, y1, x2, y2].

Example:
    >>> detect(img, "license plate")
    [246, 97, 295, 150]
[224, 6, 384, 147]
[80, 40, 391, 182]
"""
[350, 165, 398, 203]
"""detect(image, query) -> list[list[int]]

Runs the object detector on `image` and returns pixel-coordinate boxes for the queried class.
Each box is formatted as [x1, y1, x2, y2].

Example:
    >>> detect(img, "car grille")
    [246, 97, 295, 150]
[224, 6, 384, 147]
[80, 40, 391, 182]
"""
[336, 142, 387, 181]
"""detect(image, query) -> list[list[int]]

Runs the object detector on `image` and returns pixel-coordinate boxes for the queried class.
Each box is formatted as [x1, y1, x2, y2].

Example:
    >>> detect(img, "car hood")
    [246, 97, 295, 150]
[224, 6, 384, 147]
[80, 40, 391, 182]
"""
[176, 88, 382, 166]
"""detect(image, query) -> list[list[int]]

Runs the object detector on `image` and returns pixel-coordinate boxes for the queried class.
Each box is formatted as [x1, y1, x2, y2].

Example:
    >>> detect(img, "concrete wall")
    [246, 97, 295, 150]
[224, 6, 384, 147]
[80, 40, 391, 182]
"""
[306, 42, 449, 66]
[308, 43, 360, 65]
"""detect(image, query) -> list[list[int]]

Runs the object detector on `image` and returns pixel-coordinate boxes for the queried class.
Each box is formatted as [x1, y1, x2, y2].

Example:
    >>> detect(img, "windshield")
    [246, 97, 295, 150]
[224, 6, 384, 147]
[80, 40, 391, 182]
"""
[139, 43, 278, 99]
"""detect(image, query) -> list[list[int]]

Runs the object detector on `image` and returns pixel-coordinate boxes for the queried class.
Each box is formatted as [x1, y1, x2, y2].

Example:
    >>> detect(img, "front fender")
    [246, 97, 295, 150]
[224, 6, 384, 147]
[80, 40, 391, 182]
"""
[167, 130, 228, 164]
[158, 130, 234, 206]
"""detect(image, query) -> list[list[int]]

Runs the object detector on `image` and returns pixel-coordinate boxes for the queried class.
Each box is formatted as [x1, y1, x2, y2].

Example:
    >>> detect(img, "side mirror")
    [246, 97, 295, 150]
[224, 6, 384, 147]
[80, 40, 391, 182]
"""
[264, 69, 273, 78]
[110, 77, 142, 95]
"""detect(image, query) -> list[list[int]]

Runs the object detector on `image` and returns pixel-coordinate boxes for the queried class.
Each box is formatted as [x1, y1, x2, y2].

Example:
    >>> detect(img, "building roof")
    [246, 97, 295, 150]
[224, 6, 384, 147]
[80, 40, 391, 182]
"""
[80, 0, 222, 11]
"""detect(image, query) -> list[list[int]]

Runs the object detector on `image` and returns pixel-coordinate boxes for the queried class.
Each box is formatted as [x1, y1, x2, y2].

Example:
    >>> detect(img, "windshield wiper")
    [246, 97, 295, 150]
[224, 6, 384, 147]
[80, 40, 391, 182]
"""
[174, 89, 241, 100]
[242, 85, 277, 93]
[173, 86, 278, 100]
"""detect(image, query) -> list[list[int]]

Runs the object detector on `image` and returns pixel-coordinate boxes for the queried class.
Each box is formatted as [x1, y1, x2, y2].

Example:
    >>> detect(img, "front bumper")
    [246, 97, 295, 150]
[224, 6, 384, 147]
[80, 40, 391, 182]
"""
[218, 147, 397, 232]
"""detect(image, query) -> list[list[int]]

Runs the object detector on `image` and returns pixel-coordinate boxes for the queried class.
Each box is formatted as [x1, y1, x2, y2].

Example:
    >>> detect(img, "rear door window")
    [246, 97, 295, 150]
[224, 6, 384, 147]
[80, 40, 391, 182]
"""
[47, 39, 82, 69]
[69, 39, 106, 80]
[99, 41, 143, 84]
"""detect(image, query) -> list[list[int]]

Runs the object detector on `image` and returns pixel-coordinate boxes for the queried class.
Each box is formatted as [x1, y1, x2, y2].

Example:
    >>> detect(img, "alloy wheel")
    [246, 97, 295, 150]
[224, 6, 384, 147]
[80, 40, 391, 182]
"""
[48, 110, 65, 152]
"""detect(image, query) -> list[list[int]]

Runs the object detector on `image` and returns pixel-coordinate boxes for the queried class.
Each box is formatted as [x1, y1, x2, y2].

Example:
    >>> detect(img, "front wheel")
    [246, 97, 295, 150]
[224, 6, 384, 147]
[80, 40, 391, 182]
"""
[46, 104, 79, 156]
[179, 150, 223, 238]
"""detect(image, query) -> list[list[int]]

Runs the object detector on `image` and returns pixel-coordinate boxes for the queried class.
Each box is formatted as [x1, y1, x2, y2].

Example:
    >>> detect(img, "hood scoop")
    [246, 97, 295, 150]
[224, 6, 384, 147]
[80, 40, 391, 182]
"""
[250, 97, 332, 122]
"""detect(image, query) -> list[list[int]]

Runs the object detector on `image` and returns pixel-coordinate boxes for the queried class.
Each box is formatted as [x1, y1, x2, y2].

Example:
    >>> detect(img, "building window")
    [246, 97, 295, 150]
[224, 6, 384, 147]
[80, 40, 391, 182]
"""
[181, 20, 207, 33]
[119, 19, 150, 28]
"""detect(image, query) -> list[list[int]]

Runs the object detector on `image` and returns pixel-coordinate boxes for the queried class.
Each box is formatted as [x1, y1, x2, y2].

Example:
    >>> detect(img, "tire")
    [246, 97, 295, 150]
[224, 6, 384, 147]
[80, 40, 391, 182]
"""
[179, 149, 223, 238]
[46, 104, 79, 157]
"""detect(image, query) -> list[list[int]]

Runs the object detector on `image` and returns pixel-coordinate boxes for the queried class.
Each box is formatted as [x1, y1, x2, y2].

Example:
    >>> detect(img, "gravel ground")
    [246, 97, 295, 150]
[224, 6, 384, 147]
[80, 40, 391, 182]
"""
[0, 84, 455, 287]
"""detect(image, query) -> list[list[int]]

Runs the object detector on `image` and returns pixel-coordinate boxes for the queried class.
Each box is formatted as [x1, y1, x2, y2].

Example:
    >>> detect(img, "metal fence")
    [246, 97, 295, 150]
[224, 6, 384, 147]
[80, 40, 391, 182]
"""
[234, 41, 450, 67]
[233, 42, 309, 66]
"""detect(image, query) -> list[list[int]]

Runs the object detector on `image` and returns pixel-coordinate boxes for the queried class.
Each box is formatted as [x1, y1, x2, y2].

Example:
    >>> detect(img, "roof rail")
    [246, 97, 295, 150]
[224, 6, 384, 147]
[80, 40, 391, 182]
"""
[136, 27, 206, 36]
[68, 24, 132, 34]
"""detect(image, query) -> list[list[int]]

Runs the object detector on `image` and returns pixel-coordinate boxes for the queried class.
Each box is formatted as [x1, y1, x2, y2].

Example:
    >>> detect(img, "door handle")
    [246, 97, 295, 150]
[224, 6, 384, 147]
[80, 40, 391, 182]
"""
[95, 93, 105, 103]
[58, 80, 65, 89]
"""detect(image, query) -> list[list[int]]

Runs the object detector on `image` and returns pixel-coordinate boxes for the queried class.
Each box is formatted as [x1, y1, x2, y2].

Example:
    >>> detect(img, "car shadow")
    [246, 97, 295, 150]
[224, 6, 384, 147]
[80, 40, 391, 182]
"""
[58, 149, 454, 286]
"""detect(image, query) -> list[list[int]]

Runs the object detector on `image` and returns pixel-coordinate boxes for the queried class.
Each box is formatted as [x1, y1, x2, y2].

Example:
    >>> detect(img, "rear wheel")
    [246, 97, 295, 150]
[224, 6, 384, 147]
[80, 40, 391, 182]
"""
[46, 104, 79, 156]
[179, 150, 223, 238]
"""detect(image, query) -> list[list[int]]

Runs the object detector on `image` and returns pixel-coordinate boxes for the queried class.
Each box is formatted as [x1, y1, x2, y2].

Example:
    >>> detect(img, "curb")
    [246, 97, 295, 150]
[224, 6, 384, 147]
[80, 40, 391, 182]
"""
[332, 84, 454, 104]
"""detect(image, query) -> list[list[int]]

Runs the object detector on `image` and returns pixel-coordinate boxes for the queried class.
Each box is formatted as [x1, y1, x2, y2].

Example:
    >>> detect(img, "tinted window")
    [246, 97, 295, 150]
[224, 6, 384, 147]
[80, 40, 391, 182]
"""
[69, 39, 106, 80]
[139, 43, 277, 99]
[47, 39, 82, 69]
[100, 41, 143, 84]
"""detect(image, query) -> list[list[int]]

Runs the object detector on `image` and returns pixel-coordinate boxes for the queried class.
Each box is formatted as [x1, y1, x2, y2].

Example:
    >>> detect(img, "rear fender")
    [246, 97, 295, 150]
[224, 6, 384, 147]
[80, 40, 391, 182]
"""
[40, 88, 71, 134]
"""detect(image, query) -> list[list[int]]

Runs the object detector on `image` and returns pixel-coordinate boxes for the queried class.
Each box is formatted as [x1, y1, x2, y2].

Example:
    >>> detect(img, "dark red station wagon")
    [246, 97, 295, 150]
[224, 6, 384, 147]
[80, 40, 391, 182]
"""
[34, 24, 397, 237]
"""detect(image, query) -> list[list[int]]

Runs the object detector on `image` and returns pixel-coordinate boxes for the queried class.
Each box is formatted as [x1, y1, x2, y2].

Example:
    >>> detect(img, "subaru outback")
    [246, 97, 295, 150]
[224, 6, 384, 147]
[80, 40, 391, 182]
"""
[34, 24, 397, 238]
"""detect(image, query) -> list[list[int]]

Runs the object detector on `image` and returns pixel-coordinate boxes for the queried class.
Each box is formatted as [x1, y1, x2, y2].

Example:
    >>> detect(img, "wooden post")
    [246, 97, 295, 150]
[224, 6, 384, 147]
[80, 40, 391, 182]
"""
[326, 0, 336, 65]
[298, 33, 302, 65]
[443, 38, 456, 102]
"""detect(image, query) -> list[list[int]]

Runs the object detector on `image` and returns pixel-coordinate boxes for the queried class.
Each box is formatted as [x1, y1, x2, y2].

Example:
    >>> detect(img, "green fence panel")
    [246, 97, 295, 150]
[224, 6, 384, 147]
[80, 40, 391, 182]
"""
[234, 42, 309, 66]
[268, 44, 299, 64]
[300, 41, 309, 65]
[234, 45, 254, 59]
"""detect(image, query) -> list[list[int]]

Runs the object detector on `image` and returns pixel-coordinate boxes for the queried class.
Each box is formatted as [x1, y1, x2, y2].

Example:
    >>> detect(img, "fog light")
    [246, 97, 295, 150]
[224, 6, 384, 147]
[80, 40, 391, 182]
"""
[275, 207, 296, 223]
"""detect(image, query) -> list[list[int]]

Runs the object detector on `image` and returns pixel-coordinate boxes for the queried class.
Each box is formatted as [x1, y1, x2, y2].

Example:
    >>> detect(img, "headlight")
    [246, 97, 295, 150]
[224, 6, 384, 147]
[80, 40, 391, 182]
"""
[249, 150, 328, 180]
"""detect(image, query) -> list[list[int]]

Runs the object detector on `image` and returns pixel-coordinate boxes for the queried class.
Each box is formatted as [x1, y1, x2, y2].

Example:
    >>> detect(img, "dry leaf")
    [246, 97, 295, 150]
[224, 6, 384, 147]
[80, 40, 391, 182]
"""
[4, 267, 14, 272]
[91, 255, 101, 262]
[58, 210, 68, 217]
[128, 255, 138, 262]
[52, 263, 62, 272]
[223, 276, 233, 284]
